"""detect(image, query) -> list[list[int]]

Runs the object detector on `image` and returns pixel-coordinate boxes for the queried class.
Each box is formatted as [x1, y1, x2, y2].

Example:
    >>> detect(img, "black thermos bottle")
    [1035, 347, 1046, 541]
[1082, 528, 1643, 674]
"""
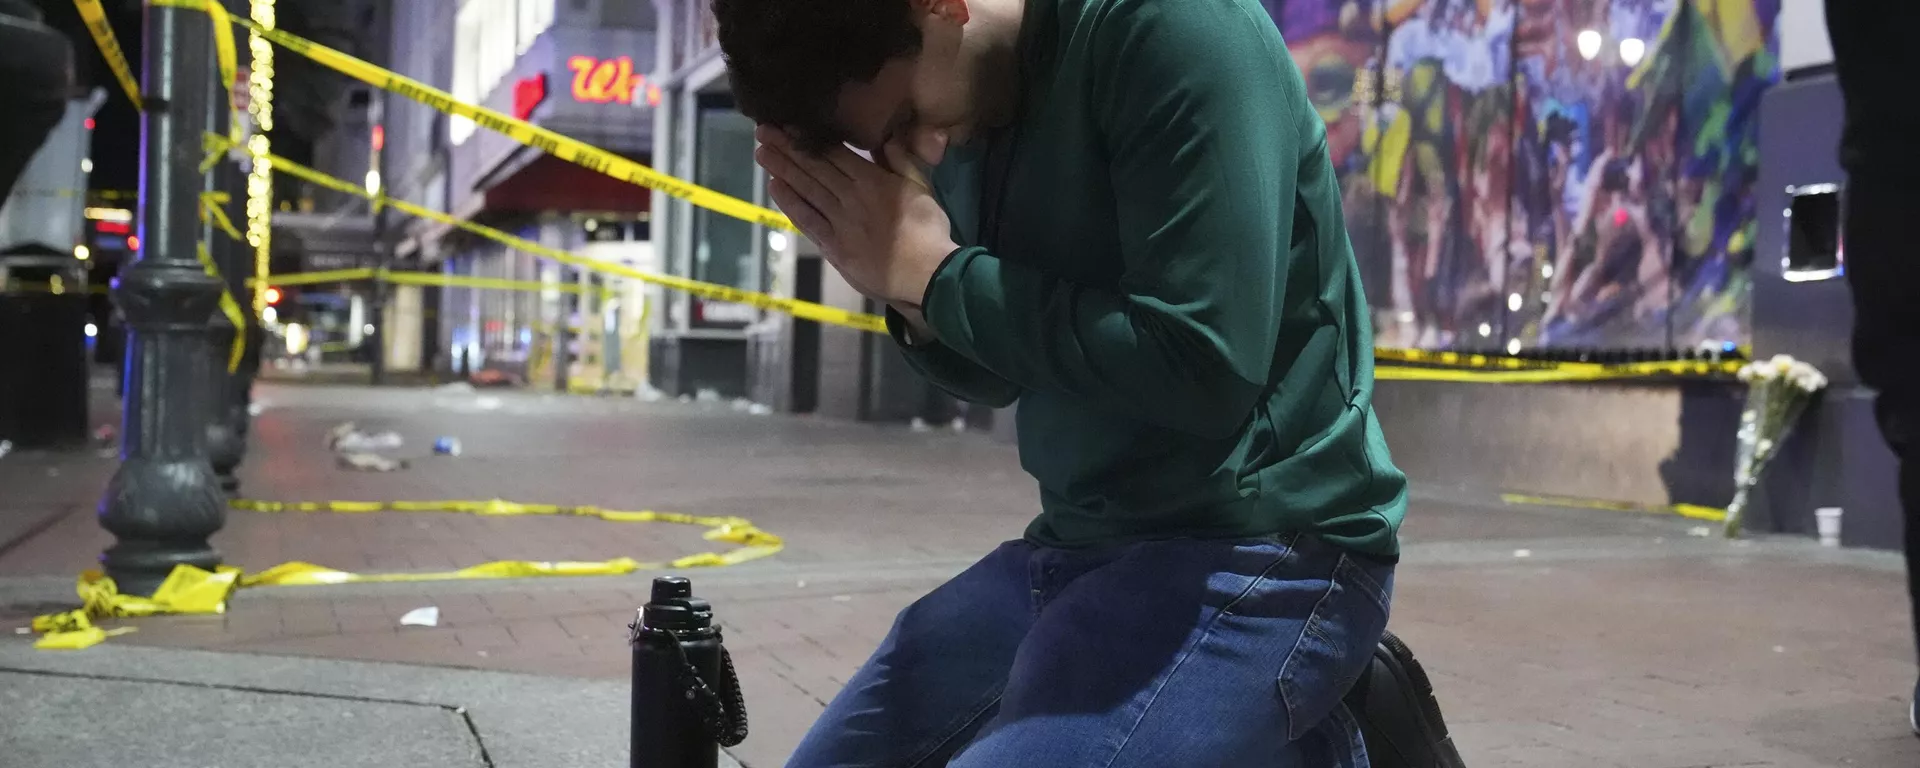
[632, 576, 726, 768]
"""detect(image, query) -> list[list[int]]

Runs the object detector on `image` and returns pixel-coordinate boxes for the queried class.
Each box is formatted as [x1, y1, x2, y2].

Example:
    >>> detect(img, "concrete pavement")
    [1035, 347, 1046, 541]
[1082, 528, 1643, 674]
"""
[0, 639, 742, 768]
[1, 381, 1917, 767]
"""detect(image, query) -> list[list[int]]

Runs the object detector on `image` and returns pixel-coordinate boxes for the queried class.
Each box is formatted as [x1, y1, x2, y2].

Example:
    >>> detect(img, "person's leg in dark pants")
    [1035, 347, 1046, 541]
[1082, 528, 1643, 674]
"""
[1840, 174, 1920, 729]
[785, 541, 1037, 767]
[1825, 0, 1920, 730]
[787, 536, 1391, 767]
[912, 382, 963, 433]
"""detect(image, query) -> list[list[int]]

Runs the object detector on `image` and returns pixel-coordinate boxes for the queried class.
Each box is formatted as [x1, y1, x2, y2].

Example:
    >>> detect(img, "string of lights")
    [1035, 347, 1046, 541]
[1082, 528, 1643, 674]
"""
[245, 0, 275, 316]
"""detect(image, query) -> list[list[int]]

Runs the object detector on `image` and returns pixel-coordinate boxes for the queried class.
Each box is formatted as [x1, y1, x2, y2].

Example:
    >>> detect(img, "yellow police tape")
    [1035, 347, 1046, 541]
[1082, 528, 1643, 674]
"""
[1500, 493, 1729, 522]
[261, 267, 615, 298]
[383, 271, 617, 298]
[65, 0, 250, 367]
[73, 0, 142, 112]
[29, 498, 785, 650]
[3, 280, 109, 296]
[196, 243, 248, 373]
[259, 267, 382, 288]
[140, 0, 796, 234]
[1375, 347, 1742, 382]
[203, 132, 888, 334]
[97, 0, 872, 332]
[75, 0, 241, 138]
[1376, 362, 1736, 384]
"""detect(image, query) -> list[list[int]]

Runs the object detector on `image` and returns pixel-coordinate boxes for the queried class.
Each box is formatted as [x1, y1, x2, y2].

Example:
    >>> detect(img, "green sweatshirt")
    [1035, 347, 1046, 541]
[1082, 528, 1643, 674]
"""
[886, 0, 1407, 558]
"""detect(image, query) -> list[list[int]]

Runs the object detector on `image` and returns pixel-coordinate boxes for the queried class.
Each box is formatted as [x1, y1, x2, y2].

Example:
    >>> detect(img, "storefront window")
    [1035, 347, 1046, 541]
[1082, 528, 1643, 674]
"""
[517, 0, 553, 54]
[450, 0, 555, 145]
[478, 0, 517, 97]
[695, 2, 718, 55]
[450, 1, 482, 145]
[689, 92, 759, 327]
[667, 0, 686, 72]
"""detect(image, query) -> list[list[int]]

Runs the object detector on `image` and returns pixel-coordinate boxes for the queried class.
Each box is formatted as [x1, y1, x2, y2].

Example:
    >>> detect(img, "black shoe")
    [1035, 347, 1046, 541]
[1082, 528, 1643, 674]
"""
[1341, 630, 1468, 768]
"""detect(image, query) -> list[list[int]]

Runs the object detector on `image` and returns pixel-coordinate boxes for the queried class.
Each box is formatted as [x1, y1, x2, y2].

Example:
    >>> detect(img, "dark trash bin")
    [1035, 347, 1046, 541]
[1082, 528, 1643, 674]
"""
[0, 252, 91, 449]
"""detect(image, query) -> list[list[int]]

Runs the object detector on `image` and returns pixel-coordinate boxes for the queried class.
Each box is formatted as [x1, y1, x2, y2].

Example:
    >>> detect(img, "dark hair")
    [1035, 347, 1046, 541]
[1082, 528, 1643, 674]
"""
[712, 0, 924, 153]
[1599, 158, 1631, 193]
[1543, 112, 1578, 146]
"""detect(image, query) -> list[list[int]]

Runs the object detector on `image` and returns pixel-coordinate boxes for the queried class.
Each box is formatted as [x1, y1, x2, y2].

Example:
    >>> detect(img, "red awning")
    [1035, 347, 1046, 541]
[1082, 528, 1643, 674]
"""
[481, 153, 654, 215]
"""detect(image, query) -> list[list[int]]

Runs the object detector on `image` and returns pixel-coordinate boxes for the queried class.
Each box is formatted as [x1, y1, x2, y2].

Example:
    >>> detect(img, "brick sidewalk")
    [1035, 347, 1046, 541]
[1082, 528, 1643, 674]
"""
[2, 383, 1916, 767]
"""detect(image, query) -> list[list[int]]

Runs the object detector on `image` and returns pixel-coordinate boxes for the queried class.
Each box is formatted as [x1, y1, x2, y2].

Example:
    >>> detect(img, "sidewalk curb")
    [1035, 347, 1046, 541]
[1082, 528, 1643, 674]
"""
[0, 639, 746, 768]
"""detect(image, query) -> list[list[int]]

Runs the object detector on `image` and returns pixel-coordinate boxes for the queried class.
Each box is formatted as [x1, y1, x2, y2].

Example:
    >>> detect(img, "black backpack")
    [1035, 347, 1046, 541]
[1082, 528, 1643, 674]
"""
[1341, 631, 1469, 768]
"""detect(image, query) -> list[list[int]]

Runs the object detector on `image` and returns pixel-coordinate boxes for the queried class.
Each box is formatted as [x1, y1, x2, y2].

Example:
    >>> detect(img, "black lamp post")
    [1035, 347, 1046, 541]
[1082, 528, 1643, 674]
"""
[203, 151, 251, 494]
[203, 2, 251, 493]
[98, 0, 227, 596]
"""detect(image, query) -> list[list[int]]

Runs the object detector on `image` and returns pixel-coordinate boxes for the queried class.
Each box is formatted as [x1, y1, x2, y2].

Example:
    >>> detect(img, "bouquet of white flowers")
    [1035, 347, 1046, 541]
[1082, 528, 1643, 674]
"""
[1723, 354, 1830, 537]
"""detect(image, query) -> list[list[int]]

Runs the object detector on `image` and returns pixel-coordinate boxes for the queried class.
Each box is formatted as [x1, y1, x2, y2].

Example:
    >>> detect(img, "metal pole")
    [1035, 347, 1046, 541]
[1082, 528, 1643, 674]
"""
[99, 0, 226, 597]
[555, 265, 572, 392]
[368, 91, 390, 386]
[215, 140, 258, 492]
[204, 5, 247, 492]
[368, 228, 388, 383]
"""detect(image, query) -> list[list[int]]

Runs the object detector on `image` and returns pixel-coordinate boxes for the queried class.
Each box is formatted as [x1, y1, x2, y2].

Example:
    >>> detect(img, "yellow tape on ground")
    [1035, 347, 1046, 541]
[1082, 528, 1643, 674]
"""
[30, 565, 240, 650]
[229, 498, 785, 584]
[1501, 493, 1728, 522]
[29, 498, 784, 650]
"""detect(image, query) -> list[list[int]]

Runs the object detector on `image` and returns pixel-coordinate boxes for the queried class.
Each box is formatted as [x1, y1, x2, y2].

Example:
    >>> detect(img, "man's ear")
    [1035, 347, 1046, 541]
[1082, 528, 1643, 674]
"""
[917, 0, 971, 25]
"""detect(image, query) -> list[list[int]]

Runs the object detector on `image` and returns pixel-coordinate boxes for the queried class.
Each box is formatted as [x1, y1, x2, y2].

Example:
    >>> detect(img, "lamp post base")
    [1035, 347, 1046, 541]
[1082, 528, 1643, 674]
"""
[99, 456, 226, 596]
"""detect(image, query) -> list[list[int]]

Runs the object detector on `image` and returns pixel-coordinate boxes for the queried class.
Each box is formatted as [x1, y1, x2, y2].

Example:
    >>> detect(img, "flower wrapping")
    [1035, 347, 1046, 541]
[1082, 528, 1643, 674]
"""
[1723, 355, 1829, 537]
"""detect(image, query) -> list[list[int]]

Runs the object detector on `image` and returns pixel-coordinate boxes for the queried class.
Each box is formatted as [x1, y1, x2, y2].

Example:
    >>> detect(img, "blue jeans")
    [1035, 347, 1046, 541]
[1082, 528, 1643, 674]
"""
[786, 534, 1394, 767]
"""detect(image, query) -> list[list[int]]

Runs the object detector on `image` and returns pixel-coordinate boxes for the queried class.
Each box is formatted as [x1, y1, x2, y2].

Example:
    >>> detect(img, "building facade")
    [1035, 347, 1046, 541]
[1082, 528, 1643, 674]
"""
[645, 0, 767, 402]
[370, 0, 659, 389]
[644, 0, 986, 431]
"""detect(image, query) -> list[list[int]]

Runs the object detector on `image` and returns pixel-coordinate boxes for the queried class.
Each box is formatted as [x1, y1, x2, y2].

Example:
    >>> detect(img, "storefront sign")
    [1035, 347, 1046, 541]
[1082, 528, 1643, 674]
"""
[568, 56, 649, 106]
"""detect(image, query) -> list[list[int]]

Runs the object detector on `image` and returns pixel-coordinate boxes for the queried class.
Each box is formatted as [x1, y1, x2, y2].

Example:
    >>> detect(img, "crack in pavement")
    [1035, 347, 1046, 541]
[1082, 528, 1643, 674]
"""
[0, 665, 499, 767]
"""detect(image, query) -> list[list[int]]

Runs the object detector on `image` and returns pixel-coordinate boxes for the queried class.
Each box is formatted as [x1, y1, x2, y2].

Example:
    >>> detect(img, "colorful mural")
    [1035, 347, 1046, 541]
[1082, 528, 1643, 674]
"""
[1260, 0, 1779, 352]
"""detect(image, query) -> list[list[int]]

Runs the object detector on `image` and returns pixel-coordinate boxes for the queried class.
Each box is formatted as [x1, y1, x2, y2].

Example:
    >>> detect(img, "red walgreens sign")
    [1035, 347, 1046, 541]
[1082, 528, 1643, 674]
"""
[512, 73, 549, 120]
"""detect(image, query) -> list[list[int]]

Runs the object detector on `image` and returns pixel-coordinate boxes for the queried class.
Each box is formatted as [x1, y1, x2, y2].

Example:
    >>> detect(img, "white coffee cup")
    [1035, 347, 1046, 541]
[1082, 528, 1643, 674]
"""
[1814, 507, 1844, 547]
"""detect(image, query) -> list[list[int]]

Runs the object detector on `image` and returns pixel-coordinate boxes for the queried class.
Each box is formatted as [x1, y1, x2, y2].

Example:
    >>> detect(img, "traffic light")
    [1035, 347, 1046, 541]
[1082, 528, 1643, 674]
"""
[264, 287, 283, 305]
